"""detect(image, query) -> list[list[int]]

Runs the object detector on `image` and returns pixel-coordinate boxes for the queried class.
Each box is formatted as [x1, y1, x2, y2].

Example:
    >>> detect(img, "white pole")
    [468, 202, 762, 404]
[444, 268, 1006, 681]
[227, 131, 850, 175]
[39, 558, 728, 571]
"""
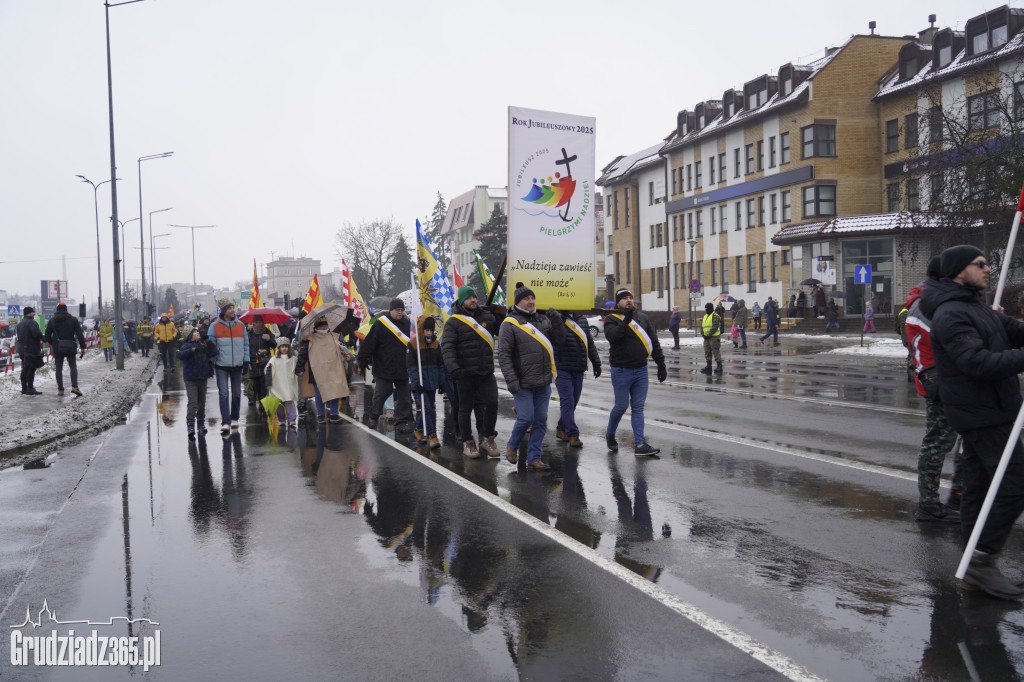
[411, 271, 429, 438]
[955, 180, 1024, 579]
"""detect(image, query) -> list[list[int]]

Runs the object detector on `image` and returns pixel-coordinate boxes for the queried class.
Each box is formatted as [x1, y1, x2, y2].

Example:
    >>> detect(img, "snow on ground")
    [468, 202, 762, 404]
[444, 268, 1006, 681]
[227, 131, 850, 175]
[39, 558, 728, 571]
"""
[824, 337, 908, 357]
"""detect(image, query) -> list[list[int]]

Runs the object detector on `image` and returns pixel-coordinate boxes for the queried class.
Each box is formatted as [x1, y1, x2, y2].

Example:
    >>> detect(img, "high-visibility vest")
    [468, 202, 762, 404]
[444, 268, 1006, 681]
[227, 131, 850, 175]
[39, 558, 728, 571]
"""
[702, 312, 721, 337]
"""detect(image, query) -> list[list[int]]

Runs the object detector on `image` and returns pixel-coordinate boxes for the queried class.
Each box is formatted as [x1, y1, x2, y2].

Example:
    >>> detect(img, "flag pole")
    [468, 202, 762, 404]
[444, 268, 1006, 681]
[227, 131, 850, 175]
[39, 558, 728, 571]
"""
[955, 180, 1024, 579]
[410, 271, 429, 439]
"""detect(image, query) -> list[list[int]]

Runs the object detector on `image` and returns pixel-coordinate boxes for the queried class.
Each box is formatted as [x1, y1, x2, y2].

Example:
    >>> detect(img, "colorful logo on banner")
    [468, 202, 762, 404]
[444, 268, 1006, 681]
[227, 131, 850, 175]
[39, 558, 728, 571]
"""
[519, 148, 578, 222]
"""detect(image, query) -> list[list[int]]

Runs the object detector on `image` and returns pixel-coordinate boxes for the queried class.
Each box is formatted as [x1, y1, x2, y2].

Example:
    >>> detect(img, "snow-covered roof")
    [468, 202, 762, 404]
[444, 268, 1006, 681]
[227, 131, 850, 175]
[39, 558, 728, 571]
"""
[487, 187, 508, 199]
[771, 212, 957, 244]
[597, 143, 664, 185]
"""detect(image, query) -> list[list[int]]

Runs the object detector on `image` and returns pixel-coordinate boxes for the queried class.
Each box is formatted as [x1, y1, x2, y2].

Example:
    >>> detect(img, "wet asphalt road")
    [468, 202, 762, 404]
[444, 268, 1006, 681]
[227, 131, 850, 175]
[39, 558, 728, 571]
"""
[2, 336, 1024, 681]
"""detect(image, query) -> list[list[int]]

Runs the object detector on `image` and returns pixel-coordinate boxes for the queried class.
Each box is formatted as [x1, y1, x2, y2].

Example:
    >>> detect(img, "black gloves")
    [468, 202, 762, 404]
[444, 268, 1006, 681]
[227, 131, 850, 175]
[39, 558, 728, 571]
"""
[657, 363, 667, 383]
[242, 362, 251, 375]
[507, 380, 520, 395]
[412, 385, 423, 394]
[545, 308, 562, 325]
[622, 308, 634, 324]
[293, 367, 303, 376]
[593, 365, 602, 379]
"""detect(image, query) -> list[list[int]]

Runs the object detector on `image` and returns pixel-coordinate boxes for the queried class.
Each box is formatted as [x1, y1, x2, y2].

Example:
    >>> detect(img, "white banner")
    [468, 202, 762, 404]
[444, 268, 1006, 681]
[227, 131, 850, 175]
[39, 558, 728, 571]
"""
[508, 106, 596, 309]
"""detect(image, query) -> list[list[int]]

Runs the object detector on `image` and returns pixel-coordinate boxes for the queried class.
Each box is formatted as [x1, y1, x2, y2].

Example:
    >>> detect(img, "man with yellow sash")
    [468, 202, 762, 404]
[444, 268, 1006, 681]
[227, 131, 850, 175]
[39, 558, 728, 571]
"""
[605, 288, 666, 456]
[356, 298, 414, 434]
[136, 316, 154, 357]
[553, 311, 601, 447]
[497, 283, 564, 470]
[700, 302, 724, 375]
[441, 285, 500, 459]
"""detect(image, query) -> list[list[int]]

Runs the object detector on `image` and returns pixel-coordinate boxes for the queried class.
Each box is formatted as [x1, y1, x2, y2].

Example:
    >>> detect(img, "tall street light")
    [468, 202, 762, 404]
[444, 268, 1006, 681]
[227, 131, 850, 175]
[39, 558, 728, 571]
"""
[152, 232, 171, 309]
[148, 207, 172, 304]
[687, 238, 697, 330]
[137, 151, 173, 324]
[169, 225, 215, 305]
[105, 0, 149, 369]
[76, 174, 119, 316]
[117, 217, 140, 290]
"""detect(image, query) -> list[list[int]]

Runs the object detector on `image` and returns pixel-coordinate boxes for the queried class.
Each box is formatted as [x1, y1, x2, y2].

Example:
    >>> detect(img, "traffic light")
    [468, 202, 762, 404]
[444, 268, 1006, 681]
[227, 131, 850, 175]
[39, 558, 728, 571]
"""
[146, 302, 156, 316]
[78, 303, 87, 318]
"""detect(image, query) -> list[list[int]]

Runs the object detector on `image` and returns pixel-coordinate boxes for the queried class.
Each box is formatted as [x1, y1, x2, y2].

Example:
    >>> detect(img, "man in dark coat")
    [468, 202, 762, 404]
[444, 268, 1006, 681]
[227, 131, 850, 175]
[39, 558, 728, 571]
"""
[922, 244, 1024, 600]
[16, 306, 44, 395]
[553, 311, 601, 447]
[43, 302, 87, 396]
[441, 285, 500, 459]
[246, 316, 277, 406]
[357, 298, 413, 433]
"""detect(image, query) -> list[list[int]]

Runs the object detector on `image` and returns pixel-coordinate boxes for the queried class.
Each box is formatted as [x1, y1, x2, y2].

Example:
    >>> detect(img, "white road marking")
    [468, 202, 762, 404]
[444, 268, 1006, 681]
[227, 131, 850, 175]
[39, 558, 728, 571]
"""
[343, 414, 826, 682]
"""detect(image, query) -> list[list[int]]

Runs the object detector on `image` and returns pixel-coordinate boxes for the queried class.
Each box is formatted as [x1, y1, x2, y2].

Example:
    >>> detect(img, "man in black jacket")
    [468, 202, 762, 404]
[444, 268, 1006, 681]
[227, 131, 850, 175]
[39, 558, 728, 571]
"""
[16, 306, 44, 395]
[923, 244, 1024, 600]
[43, 302, 87, 397]
[441, 286, 500, 459]
[357, 298, 413, 433]
[604, 288, 666, 456]
[553, 311, 601, 447]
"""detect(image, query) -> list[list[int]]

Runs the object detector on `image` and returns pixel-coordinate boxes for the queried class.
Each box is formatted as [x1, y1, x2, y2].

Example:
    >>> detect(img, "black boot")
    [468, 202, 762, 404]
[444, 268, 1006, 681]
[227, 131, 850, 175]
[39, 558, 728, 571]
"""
[606, 433, 619, 452]
[714, 362, 723, 374]
[963, 551, 1024, 600]
[700, 363, 712, 375]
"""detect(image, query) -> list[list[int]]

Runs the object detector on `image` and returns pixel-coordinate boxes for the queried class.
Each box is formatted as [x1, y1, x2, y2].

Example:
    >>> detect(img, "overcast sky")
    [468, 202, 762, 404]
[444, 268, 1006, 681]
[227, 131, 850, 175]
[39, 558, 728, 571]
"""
[0, 0, 992, 308]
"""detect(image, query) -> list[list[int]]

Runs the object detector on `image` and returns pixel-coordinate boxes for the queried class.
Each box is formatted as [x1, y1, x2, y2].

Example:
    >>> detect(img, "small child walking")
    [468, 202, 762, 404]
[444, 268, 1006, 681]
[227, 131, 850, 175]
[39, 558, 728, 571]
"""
[178, 329, 218, 438]
[407, 316, 445, 449]
[266, 337, 300, 428]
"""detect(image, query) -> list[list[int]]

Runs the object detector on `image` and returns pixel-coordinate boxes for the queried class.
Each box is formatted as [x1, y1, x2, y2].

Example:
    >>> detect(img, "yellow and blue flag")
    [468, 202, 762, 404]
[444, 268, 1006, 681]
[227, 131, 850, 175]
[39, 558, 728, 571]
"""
[473, 250, 506, 306]
[415, 219, 455, 322]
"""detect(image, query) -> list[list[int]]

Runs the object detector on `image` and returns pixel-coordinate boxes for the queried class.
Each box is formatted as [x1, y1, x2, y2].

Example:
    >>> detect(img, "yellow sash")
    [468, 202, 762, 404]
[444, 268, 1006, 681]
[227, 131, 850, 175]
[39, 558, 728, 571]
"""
[564, 319, 589, 369]
[378, 316, 409, 347]
[609, 313, 652, 358]
[451, 314, 494, 350]
[503, 317, 556, 379]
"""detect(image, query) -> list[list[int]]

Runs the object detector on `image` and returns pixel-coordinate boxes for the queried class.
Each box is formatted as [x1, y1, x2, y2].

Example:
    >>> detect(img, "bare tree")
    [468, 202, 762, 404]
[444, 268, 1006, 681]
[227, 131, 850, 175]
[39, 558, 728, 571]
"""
[335, 217, 405, 299]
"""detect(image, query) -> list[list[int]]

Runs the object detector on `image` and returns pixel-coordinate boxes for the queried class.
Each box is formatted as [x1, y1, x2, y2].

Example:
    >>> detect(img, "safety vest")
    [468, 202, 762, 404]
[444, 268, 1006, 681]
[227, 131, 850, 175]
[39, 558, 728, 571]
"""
[137, 323, 154, 338]
[702, 312, 722, 337]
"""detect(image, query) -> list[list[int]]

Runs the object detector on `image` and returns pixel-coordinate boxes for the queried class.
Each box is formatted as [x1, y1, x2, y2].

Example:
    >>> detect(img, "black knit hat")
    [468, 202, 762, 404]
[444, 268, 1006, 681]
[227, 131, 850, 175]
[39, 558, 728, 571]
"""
[389, 298, 405, 311]
[940, 245, 984, 278]
[513, 282, 535, 305]
[615, 288, 633, 303]
[56, 303, 67, 311]
[926, 256, 943, 280]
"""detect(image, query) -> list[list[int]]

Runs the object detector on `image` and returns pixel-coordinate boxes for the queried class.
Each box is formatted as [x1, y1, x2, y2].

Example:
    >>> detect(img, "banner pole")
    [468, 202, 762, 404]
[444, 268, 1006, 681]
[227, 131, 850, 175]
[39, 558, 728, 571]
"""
[411, 271, 429, 438]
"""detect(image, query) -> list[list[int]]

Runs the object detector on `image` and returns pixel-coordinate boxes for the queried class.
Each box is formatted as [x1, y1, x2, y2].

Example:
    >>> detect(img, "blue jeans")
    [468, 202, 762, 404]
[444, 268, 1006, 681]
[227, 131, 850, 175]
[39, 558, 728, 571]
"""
[413, 390, 437, 435]
[215, 366, 243, 425]
[313, 383, 339, 418]
[555, 371, 584, 436]
[760, 324, 778, 343]
[825, 320, 840, 330]
[735, 326, 747, 346]
[607, 366, 648, 447]
[507, 385, 551, 463]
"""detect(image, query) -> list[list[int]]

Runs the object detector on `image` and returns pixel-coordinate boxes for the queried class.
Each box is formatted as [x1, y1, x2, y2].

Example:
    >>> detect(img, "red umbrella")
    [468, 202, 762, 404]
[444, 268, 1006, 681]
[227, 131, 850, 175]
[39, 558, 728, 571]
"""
[238, 307, 293, 324]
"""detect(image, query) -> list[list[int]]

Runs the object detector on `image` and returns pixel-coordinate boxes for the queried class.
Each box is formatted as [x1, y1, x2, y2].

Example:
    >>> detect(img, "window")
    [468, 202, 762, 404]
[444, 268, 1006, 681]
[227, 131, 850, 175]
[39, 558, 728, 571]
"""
[624, 187, 630, 226]
[929, 106, 944, 143]
[695, 161, 702, 188]
[803, 185, 837, 217]
[781, 191, 791, 221]
[746, 198, 755, 228]
[687, 213, 693, 240]
[802, 123, 836, 158]
[968, 91, 1000, 131]
[757, 140, 764, 171]
[696, 211, 703, 237]
[672, 215, 678, 242]
[899, 49, 919, 80]
[736, 256, 744, 285]
[930, 172, 945, 209]
[905, 113, 919, 149]
[697, 261, 704, 286]
[710, 208, 717, 234]
[686, 164, 692, 191]
[886, 182, 901, 212]
[745, 144, 755, 174]
[758, 196, 765, 226]
[672, 168, 678, 195]
[711, 259, 718, 286]
[967, 13, 1008, 56]
[907, 178, 920, 211]
[721, 257, 729, 292]
[759, 253, 767, 283]
[885, 119, 898, 153]
[770, 194, 778, 224]
[709, 157, 716, 185]
[937, 44, 952, 67]
[625, 250, 631, 282]
[719, 205, 727, 232]
[771, 252, 779, 281]
[734, 148, 741, 178]
[769, 136, 777, 167]
[735, 202, 742, 231]
[615, 252, 620, 284]
[657, 268, 664, 297]
[780, 132, 790, 164]
[649, 181, 655, 206]
[719, 153, 726, 181]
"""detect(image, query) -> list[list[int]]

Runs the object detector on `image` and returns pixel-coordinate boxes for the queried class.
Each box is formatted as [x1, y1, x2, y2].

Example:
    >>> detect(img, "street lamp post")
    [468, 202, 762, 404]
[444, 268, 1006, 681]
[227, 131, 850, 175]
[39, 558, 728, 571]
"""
[75, 174, 119, 317]
[117, 217, 140, 297]
[152, 233, 171, 309]
[169, 225, 216, 304]
[137, 152, 173, 325]
[687, 238, 697, 329]
[148, 207, 172, 304]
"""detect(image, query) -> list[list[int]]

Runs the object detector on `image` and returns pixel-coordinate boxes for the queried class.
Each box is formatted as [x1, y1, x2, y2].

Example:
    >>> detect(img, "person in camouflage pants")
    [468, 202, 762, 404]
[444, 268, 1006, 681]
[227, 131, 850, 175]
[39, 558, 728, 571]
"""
[918, 395, 962, 510]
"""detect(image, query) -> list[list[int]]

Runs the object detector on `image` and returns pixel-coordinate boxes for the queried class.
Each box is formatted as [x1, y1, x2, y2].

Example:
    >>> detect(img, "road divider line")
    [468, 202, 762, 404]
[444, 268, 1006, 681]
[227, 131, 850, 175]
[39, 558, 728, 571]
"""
[341, 413, 825, 682]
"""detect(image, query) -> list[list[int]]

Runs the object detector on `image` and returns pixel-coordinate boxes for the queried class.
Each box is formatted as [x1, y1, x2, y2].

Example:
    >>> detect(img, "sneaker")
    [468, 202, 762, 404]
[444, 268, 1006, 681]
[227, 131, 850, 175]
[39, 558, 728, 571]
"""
[220, 424, 231, 435]
[428, 434, 441, 450]
[230, 421, 240, 430]
[288, 421, 298, 430]
[915, 503, 960, 523]
[329, 414, 342, 423]
[963, 551, 1024, 600]
[71, 387, 83, 397]
[481, 437, 501, 458]
[606, 434, 619, 452]
[463, 441, 480, 459]
[57, 390, 65, 397]
[317, 415, 327, 424]
[634, 442, 661, 456]
[505, 446, 518, 464]
[555, 427, 568, 441]
[568, 434, 583, 448]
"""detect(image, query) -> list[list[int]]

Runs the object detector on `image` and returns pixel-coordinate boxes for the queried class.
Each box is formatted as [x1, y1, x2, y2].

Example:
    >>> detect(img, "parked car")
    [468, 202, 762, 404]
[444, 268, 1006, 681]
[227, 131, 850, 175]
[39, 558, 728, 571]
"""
[585, 315, 605, 338]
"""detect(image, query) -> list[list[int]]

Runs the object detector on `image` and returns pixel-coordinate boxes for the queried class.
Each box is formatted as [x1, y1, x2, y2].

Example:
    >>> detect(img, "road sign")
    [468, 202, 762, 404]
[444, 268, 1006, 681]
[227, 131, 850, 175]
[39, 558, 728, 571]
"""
[689, 279, 701, 293]
[8, 305, 21, 316]
[854, 264, 872, 285]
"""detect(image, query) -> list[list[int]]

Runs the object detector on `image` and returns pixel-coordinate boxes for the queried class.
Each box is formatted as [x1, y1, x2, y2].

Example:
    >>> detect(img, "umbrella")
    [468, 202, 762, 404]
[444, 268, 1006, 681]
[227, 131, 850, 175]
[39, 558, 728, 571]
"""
[239, 306, 293, 324]
[800, 278, 822, 286]
[713, 295, 736, 303]
[261, 393, 283, 423]
[298, 302, 349, 339]
[367, 296, 391, 316]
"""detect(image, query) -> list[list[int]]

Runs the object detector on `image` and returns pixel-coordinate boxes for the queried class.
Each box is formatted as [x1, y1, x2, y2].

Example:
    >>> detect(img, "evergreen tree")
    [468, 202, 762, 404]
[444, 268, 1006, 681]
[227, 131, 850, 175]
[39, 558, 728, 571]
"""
[474, 205, 508, 302]
[425, 191, 449, 256]
[163, 287, 181, 313]
[386, 234, 416, 295]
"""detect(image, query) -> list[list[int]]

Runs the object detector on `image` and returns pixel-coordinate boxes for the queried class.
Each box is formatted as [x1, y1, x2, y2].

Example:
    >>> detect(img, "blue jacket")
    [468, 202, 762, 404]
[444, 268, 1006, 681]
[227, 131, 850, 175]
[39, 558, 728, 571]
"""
[177, 339, 217, 380]
[208, 317, 249, 368]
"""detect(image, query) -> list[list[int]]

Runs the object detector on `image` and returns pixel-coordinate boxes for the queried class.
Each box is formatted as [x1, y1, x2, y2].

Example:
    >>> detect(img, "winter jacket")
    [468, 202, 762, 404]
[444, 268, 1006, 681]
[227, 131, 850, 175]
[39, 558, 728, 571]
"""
[208, 317, 250, 368]
[16, 316, 43, 357]
[864, 302, 875, 321]
[357, 313, 412, 381]
[751, 304, 762, 318]
[921, 277, 1024, 431]
[154, 319, 178, 343]
[668, 311, 682, 330]
[701, 311, 723, 338]
[247, 327, 278, 378]
[43, 309, 86, 354]
[554, 313, 600, 375]
[903, 286, 933, 399]
[177, 339, 217, 381]
[827, 301, 839, 323]
[98, 322, 115, 349]
[733, 300, 749, 327]
[763, 300, 779, 328]
[407, 316, 445, 392]
[137, 322, 154, 339]
[441, 300, 497, 379]
[605, 308, 664, 369]
[497, 306, 564, 391]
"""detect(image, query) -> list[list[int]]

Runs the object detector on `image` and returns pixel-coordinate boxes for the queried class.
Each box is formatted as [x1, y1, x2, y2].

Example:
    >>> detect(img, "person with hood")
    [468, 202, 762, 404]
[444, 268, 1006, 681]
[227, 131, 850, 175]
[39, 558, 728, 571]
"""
[98, 318, 115, 361]
[296, 313, 350, 424]
[759, 297, 780, 345]
[732, 299, 749, 348]
[825, 299, 840, 331]
[751, 301, 762, 330]
[177, 328, 217, 438]
[266, 337, 299, 428]
[207, 302, 250, 434]
[43, 302, 86, 397]
[136, 316, 154, 357]
[498, 283, 564, 470]
[553, 310, 601, 447]
[700, 302, 723, 375]
[604, 288, 666, 456]
[922, 245, 1024, 599]
[246, 315, 277, 407]
[356, 298, 413, 433]
[668, 305, 682, 349]
[905, 257, 963, 524]
[154, 314, 179, 368]
[16, 306, 43, 395]
[407, 315, 445, 449]
[441, 285, 500, 459]
[814, 284, 827, 317]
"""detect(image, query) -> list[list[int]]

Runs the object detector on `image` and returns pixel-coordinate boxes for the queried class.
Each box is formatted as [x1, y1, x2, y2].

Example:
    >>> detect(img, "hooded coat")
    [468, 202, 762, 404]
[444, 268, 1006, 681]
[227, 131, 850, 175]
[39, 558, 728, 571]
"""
[16, 316, 43, 358]
[177, 338, 217, 381]
[98, 322, 115, 349]
[407, 316, 445, 391]
[43, 308, 86, 355]
[296, 329, 350, 401]
[733, 300, 749, 327]
[441, 300, 497, 379]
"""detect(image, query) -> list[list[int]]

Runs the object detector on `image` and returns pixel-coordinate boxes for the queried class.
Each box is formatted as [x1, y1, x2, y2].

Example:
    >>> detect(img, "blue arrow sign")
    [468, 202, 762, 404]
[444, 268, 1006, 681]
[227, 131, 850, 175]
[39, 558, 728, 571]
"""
[854, 264, 872, 285]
